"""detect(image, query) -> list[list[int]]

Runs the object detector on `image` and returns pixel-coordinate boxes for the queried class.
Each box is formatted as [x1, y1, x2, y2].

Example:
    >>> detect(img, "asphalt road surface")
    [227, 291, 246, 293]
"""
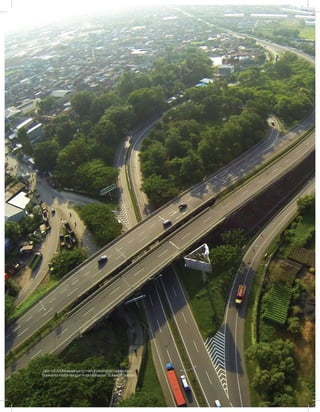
[6, 132, 314, 377]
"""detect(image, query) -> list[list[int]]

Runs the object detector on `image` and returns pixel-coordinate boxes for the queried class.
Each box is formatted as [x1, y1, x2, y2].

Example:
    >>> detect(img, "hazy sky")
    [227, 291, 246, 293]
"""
[2, 0, 317, 32]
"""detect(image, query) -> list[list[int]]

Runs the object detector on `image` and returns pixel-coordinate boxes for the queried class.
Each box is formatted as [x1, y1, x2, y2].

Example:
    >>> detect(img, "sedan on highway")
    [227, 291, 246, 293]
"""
[98, 255, 108, 266]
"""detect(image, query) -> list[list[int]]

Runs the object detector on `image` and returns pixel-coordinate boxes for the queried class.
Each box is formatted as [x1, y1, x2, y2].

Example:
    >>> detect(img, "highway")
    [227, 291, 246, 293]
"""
[224, 177, 315, 407]
[6, 131, 314, 378]
[5, 101, 313, 354]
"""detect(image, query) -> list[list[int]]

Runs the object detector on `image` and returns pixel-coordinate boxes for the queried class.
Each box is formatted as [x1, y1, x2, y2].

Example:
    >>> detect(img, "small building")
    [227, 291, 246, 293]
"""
[218, 64, 234, 76]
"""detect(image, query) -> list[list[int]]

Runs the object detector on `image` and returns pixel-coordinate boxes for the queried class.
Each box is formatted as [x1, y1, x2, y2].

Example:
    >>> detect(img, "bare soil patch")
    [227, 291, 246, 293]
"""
[294, 319, 314, 378]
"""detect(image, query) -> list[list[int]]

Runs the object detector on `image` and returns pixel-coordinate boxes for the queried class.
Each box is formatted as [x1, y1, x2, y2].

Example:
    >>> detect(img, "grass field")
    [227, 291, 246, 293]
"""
[138, 341, 166, 405]
[175, 261, 232, 339]
[254, 19, 315, 41]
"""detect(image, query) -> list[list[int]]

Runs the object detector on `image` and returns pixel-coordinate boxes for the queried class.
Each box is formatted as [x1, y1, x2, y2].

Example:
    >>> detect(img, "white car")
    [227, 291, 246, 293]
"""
[98, 255, 108, 265]
[180, 375, 190, 391]
[214, 400, 222, 407]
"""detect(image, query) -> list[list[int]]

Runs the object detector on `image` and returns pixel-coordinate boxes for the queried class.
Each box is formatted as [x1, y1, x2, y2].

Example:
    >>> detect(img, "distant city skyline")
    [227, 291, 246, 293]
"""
[2, 0, 317, 33]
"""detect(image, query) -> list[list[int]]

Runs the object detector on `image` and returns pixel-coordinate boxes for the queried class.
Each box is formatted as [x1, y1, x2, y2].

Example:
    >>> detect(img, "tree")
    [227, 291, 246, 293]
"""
[33, 140, 59, 172]
[5, 354, 113, 407]
[71, 91, 94, 119]
[209, 244, 242, 275]
[179, 149, 204, 187]
[141, 174, 179, 209]
[117, 391, 164, 407]
[297, 193, 315, 215]
[16, 128, 33, 156]
[221, 229, 247, 249]
[38, 95, 58, 114]
[77, 203, 122, 247]
[5, 221, 22, 245]
[74, 160, 119, 194]
[50, 248, 87, 279]
[127, 86, 167, 123]
[5, 295, 15, 325]
[55, 137, 93, 187]
[287, 317, 301, 335]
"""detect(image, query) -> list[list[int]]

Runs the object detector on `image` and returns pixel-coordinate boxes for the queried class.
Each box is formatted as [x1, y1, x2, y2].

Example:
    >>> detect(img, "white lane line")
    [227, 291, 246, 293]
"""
[42, 307, 53, 317]
[156, 319, 162, 333]
[181, 232, 191, 240]
[182, 312, 187, 323]
[83, 271, 90, 277]
[48, 297, 56, 303]
[67, 288, 78, 297]
[172, 287, 177, 297]
[206, 370, 212, 384]
[109, 286, 120, 296]
[14, 324, 21, 331]
[60, 288, 67, 294]
[115, 247, 126, 259]
[159, 249, 168, 257]
[149, 295, 154, 307]
[31, 349, 42, 359]
[169, 240, 179, 249]
[241, 189, 248, 196]
[72, 278, 79, 285]
[134, 268, 144, 277]
[127, 238, 134, 244]
[17, 327, 28, 337]
[193, 339, 199, 353]
[83, 307, 94, 316]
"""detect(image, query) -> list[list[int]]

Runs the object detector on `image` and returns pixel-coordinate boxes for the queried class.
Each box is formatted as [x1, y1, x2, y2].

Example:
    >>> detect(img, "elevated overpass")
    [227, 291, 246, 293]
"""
[6, 110, 314, 356]
[6, 131, 314, 375]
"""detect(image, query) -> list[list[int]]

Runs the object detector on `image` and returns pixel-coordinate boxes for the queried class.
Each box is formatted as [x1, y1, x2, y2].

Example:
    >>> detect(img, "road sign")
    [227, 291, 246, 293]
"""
[99, 183, 117, 196]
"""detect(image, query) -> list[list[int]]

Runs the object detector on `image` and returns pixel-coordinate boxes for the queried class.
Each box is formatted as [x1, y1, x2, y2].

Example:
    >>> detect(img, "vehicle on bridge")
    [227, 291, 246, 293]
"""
[165, 363, 186, 407]
[178, 203, 187, 211]
[235, 284, 246, 305]
[98, 255, 108, 266]
[162, 219, 172, 229]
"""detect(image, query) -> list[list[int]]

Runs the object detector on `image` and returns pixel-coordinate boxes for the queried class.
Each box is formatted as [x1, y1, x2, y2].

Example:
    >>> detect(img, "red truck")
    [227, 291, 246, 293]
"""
[165, 363, 186, 407]
[235, 284, 246, 305]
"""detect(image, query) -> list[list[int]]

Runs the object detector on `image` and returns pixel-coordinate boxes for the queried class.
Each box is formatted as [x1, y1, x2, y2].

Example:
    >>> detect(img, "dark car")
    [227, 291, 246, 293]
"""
[162, 220, 172, 229]
[98, 255, 108, 265]
[178, 203, 187, 211]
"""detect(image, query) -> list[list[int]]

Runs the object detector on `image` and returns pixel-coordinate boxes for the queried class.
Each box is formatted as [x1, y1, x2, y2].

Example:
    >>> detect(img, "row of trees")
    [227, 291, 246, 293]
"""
[5, 354, 114, 407]
[27, 47, 213, 196]
[246, 339, 297, 406]
[139, 52, 314, 207]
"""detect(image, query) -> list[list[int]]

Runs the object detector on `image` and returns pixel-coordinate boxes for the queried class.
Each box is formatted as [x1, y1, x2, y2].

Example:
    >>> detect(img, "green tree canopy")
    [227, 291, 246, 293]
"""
[50, 248, 87, 279]
[33, 140, 59, 172]
[5, 354, 113, 407]
[117, 391, 164, 407]
[5, 221, 22, 244]
[74, 159, 119, 194]
[77, 203, 122, 247]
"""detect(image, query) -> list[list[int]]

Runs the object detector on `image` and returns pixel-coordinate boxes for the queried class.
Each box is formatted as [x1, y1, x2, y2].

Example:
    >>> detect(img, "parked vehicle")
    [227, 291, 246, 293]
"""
[165, 363, 186, 407]
[29, 252, 42, 270]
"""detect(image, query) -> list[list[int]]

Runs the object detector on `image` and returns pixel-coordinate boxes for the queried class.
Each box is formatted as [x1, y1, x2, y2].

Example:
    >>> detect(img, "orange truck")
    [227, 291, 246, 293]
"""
[235, 284, 246, 305]
[165, 363, 186, 407]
